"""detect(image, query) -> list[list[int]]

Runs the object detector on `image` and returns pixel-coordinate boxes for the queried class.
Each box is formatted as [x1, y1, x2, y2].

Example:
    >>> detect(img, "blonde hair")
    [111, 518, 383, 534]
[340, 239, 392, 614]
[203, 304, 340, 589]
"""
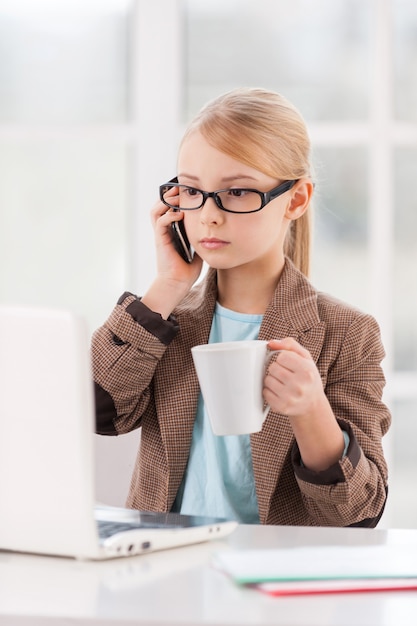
[182, 88, 313, 277]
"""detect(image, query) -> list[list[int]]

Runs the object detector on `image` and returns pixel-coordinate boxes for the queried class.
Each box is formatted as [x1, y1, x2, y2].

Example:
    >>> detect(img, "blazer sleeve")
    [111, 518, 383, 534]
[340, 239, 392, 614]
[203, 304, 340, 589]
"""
[291, 311, 391, 528]
[92, 292, 179, 436]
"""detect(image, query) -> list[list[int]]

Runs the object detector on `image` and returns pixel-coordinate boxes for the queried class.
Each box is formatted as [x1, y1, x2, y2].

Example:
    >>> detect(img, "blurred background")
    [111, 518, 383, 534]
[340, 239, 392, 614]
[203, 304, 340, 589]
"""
[0, 0, 416, 528]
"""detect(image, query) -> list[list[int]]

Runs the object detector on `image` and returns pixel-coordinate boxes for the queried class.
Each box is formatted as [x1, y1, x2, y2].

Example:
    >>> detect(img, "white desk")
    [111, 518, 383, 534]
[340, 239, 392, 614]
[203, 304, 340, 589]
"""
[1, 524, 417, 626]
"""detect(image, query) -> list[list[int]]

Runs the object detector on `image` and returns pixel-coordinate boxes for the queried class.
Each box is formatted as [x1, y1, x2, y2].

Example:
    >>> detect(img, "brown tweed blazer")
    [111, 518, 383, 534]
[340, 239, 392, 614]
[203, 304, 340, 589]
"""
[92, 258, 391, 527]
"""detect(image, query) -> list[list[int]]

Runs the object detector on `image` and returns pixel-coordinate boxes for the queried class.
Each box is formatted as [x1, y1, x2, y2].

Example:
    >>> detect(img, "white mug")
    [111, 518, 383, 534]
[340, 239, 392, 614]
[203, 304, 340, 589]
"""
[191, 340, 278, 436]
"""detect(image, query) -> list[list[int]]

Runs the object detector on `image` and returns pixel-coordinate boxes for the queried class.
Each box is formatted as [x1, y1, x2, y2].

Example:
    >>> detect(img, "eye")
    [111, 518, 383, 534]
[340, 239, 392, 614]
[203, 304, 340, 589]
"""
[228, 188, 250, 198]
[182, 186, 200, 197]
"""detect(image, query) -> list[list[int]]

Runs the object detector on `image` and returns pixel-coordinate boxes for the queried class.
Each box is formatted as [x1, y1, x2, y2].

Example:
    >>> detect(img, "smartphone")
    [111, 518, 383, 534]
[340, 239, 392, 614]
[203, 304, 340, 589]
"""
[171, 218, 194, 263]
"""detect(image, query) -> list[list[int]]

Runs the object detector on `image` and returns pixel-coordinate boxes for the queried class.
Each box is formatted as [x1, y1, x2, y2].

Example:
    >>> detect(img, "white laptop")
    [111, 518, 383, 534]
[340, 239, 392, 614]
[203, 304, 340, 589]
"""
[0, 305, 237, 560]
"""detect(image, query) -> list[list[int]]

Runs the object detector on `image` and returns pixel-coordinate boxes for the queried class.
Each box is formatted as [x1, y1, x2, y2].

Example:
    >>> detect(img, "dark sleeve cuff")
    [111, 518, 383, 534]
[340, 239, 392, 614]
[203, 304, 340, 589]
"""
[94, 382, 118, 435]
[291, 420, 361, 486]
[117, 292, 179, 346]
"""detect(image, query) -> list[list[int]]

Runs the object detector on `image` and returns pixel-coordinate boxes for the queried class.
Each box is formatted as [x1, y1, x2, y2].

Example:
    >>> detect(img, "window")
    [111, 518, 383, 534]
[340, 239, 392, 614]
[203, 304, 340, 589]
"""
[0, 0, 132, 329]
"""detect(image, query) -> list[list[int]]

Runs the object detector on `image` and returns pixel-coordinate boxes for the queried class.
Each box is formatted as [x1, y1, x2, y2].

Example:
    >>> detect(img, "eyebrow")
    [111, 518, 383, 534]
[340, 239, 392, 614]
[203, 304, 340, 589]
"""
[177, 173, 258, 185]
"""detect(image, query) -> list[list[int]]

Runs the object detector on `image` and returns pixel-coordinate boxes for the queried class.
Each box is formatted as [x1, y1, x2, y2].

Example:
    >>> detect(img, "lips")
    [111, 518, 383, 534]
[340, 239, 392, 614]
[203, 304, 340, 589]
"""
[199, 237, 229, 250]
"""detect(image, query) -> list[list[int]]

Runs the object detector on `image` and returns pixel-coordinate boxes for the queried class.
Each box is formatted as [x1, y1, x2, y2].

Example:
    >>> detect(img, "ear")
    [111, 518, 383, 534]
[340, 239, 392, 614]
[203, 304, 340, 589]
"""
[285, 179, 314, 221]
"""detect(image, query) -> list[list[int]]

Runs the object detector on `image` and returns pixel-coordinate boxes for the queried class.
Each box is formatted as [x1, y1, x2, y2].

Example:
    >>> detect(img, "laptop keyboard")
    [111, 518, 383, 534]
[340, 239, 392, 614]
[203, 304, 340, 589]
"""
[97, 519, 178, 540]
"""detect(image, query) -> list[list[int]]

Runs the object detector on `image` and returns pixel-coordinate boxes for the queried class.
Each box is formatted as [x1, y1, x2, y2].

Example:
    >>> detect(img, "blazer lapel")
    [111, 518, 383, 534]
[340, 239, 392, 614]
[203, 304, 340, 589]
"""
[251, 260, 326, 523]
[157, 270, 218, 507]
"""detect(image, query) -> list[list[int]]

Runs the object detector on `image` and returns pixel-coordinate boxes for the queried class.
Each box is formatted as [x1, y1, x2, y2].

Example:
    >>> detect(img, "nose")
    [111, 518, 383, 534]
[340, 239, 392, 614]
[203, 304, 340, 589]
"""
[200, 195, 224, 224]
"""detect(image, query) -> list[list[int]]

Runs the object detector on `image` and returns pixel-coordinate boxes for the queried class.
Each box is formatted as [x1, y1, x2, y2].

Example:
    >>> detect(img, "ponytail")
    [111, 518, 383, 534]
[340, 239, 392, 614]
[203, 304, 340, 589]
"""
[284, 210, 311, 277]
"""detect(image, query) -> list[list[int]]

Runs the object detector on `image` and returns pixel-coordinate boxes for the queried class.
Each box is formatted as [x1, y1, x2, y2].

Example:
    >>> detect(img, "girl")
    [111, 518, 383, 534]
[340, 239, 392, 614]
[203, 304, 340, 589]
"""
[92, 88, 390, 527]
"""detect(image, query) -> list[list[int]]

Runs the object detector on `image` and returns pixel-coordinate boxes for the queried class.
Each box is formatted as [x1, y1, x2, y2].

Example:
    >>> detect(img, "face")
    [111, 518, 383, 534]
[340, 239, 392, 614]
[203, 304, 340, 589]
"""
[177, 131, 295, 272]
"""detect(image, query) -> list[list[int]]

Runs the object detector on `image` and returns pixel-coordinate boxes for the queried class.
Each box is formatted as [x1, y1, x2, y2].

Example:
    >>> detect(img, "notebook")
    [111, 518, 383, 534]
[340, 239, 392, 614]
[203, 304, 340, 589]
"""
[213, 545, 417, 596]
[0, 304, 237, 560]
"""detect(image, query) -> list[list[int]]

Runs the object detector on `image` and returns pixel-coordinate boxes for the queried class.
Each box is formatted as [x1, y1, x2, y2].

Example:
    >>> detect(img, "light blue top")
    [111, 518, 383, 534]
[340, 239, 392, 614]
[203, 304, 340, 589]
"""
[172, 303, 262, 523]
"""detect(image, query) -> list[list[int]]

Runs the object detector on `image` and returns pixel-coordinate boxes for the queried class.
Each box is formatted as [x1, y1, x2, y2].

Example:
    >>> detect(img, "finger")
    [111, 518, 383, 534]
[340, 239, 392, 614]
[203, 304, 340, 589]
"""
[163, 184, 179, 198]
[151, 204, 183, 228]
[160, 183, 180, 211]
[268, 351, 310, 379]
[151, 200, 167, 220]
[267, 337, 312, 360]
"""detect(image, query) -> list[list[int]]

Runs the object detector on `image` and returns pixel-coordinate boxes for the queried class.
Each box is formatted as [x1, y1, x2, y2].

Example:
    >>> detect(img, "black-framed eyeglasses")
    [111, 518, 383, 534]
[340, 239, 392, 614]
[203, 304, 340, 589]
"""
[159, 177, 298, 214]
